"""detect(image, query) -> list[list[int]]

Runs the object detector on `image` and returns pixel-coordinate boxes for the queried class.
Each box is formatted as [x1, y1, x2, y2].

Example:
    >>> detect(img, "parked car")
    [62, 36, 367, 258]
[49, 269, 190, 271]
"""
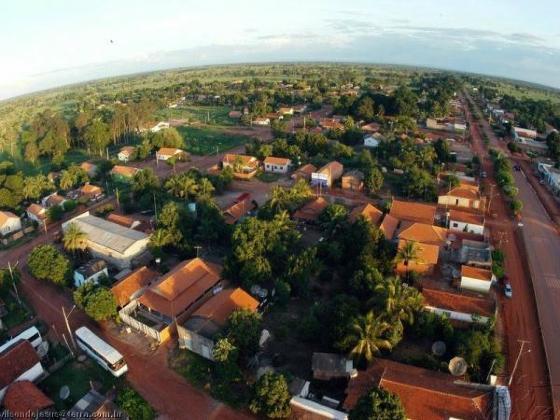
[504, 282, 513, 298]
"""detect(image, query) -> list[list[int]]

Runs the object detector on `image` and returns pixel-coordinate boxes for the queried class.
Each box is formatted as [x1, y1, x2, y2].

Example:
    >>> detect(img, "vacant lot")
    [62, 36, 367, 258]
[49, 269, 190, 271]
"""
[155, 105, 236, 126]
[177, 126, 249, 155]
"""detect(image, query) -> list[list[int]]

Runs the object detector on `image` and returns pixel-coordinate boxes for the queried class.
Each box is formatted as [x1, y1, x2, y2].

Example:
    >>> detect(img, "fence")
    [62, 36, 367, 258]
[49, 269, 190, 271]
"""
[119, 301, 170, 342]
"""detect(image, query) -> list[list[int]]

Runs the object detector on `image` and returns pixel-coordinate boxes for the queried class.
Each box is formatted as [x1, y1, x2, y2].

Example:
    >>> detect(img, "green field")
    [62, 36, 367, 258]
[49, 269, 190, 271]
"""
[155, 105, 236, 126]
[177, 126, 248, 155]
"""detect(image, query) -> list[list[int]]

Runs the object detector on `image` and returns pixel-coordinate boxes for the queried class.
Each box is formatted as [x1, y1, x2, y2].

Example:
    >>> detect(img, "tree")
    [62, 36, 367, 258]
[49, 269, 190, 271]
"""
[83, 120, 111, 157]
[249, 372, 291, 419]
[132, 168, 160, 197]
[349, 387, 405, 420]
[226, 309, 262, 359]
[117, 387, 155, 420]
[150, 127, 184, 148]
[28, 245, 71, 286]
[62, 223, 88, 254]
[198, 178, 215, 199]
[347, 312, 393, 363]
[355, 96, 376, 121]
[23, 174, 52, 200]
[395, 240, 421, 280]
[374, 277, 423, 327]
[74, 283, 117, 321]
[364, 165, 384, 193]
[60, 166, 89, 190]
[318, 204, 348, 236]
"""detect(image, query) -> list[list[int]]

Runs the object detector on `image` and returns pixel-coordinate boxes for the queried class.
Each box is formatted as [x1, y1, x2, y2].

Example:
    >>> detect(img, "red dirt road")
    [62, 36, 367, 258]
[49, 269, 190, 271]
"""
[0, 207, 251, 420]
[465, 94, 555, 419]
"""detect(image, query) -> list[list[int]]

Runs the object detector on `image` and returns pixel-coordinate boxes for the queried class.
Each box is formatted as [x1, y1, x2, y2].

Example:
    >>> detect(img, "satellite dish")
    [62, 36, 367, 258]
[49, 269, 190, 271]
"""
[448, 356, 468, 376]
[432, 341, 447, 357]
[59, 385, 70, 400]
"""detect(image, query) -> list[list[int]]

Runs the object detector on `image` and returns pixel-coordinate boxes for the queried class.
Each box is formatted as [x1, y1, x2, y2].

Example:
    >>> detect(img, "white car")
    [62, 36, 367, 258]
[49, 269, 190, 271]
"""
[504, 283, 513, 298]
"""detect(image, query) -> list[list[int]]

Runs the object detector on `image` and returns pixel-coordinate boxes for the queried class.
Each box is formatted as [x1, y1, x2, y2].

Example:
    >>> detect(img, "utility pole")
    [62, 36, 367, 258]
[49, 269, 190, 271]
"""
[62, 305, 78, 351]
[7, 261, 20, 304]
[487, 183, 495, 215]
[509, 340, 531, 386]
[153, 193, 158, 222]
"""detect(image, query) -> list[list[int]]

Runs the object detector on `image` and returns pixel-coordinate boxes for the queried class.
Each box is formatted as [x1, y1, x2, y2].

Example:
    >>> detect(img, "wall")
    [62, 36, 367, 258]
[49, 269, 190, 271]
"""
[424, 306, 489, 324]
[438, 195, 481, 210]
[450, 220, 484, 236]
[264, 163, 289, 174]
[176, 326, 215, 361]
[460, 277, 492, 293]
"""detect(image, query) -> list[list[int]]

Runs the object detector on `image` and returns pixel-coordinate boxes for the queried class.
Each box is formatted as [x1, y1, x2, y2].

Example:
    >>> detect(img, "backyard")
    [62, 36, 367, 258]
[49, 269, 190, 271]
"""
[155, 105, 237, 126]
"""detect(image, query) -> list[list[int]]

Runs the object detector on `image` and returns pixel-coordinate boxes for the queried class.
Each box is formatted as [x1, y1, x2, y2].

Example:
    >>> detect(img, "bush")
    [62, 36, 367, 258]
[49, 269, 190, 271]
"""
[349, 387, 405, 420]
[62, 199, 77, 212]
[116, 387, 155, 420]
[28, 245, 71, 286]
[249, 373, 291, 418]
[73, 283, 117, 321]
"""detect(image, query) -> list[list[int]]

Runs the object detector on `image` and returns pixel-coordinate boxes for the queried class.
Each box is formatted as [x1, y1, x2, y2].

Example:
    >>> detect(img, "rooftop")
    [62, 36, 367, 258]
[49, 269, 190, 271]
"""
[76, 259, 107, 278]
[157, 147, 184, 156]
[422, 283, 495, 318]
[293, 197, 329, 221]
[111, 266, 159, 307]
[397, 239, 440, 266]
[3, 380, 53, 414]
[342, 169, 364, 180]
[0, 211, 19, 226]
[139, 258, 222, 318]
[390, 199, 436, 225]
[450, 209, 485, 225]
[223, 197, 255, 225]
[398, 222, 448, 246]
[344, 358, 493, 420]
[461, 265, 493, 281]
[65, 213, 148, 254]
[81, 184, 102, 194]
[349, 203, 383, 225]
[380, 214, 399, 240]
[223, 154, 258, 168]
[312, 352, 353, 377]
[183, 288, 259, 338]
[264, 156, 291, 166]
[316, 161, 343, 176]
[27, 203, 47, 219]
[111, 165, 139, 177]
[0, 341, 40, 389]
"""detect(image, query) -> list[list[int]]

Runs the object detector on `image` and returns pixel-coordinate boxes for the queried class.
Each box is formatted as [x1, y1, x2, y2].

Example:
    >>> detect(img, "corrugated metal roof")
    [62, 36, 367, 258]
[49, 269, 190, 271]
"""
[70, 215, 147, 254]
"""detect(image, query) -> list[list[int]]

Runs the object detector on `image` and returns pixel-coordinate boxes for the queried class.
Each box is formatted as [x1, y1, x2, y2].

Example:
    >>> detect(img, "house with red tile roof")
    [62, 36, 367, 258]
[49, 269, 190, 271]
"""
[422, 282, 496, 325]
[311, 161, 344, 188]
[80, 161, 98, 177]
[390, 199, 437, 225]
[341, 170, 364, 192]
[80, 183, 103, 200]
[460, 265, 495, 294]
[398, 222, 448, 247]
[349, 203, 383, 225]
[0, 211, 21, 237]
[111, 266, 159, 307]
[118, 146, 136, 162]
[111, 165, 140, 181]
[3, 380, 53, 416]
[156, 148, 187, 161]
[263, 156, 292, 174]
[291, 164, 317, 182]
[26, 203, 47, 226]
[223, 197, 255, 225]
[177, 288, 259, 360]
[293, 197, 329, 222]
[449, 209, 485, 236]
[0, 341, 45, 400]
[222, 154, 259, 179]
[438, 182, 484, 211]
[379, 214, 399, 240]
[344, 358, 493, 420]
[119, 258, 222, 343]
[396, 239, 440, 275]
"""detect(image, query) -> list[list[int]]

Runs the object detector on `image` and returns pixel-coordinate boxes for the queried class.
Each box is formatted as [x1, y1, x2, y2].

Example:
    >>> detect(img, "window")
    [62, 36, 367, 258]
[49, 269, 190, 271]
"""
[452, 222, 459, 228]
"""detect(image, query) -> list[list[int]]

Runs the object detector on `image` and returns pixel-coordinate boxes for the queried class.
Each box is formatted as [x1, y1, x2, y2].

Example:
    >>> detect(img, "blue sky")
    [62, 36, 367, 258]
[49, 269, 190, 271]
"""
[1, 0, 559, 99]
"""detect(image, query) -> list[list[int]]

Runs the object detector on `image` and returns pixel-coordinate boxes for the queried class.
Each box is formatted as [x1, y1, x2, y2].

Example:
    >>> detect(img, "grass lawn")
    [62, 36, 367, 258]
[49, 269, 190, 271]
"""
[177, 126, 249, 155]
[40, 358, 118, 410]
[2, 148, 91, 176]
[155, 105, 236, 126]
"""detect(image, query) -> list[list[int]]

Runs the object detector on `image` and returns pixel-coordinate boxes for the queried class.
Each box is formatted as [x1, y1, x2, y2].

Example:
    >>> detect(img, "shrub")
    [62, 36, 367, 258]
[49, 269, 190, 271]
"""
[249, 373, 291, 418]
[116, 387, 155, 420]
[28, 245, 71, 286]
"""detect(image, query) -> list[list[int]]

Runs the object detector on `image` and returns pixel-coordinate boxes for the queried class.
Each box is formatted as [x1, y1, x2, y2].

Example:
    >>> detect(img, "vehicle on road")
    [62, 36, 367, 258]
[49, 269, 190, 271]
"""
[75, 326, 128, 377]
[504, 283, 513, 298]
[0, 326, 48, 357]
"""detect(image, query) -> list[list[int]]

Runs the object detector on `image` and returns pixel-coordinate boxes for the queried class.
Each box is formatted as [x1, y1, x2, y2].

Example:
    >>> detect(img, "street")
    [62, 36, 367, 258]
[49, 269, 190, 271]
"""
[465, 93, 556, 419]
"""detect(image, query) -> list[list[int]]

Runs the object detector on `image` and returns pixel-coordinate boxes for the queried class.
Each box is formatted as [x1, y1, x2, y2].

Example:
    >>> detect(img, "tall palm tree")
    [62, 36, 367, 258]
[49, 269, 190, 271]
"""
[63, 223, 88, 254]
[395, 240, 421, 281]
[198, 178, 215, 199]
[374, 277, 423, 326]
[347, 312, 393, 364]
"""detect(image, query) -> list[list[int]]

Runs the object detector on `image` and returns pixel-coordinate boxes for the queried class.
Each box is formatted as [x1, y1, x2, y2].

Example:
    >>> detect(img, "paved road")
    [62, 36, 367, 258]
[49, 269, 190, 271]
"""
[465, 93, 556, 418]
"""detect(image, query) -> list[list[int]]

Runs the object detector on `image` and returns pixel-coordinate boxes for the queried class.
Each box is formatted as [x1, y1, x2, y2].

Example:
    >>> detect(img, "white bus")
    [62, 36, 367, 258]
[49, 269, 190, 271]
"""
[0, 326, 48, 357]
[75, 326, 128, 377]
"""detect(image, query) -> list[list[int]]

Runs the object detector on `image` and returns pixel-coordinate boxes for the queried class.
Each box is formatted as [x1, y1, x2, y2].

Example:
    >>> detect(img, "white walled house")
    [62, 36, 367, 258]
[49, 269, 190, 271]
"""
[263, 156, 291, 174]
[0, 211, 22, 237]
[63, 212, 150, 270]
[118, 146, 136, 163]
[0, 341, 45, 401]
[449, 209, 485, 236]
[73, 259, 109, 288]
[156, 148, 186, 161]
[26, 204, 47, 226]
[460, 265, 495, 293]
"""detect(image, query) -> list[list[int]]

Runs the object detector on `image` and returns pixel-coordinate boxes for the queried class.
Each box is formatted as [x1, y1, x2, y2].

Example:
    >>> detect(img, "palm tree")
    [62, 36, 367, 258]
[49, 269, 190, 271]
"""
[63, 223, 88, 254]
[395, 240, 421, 281]
[198, 178, 215, 199]
[348, 312, 393, 364]
[374, 277, 423, 326]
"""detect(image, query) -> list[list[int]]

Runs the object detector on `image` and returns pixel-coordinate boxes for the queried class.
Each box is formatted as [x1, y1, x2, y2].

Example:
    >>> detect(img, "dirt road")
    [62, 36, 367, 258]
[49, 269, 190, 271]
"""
[1, 203, 251, 420]
[465, 94, 555, 419]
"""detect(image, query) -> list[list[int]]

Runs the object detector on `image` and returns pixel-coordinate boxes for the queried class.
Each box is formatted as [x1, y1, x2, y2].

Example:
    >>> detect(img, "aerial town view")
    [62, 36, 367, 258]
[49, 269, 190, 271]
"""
[0, 1, 559, 419]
